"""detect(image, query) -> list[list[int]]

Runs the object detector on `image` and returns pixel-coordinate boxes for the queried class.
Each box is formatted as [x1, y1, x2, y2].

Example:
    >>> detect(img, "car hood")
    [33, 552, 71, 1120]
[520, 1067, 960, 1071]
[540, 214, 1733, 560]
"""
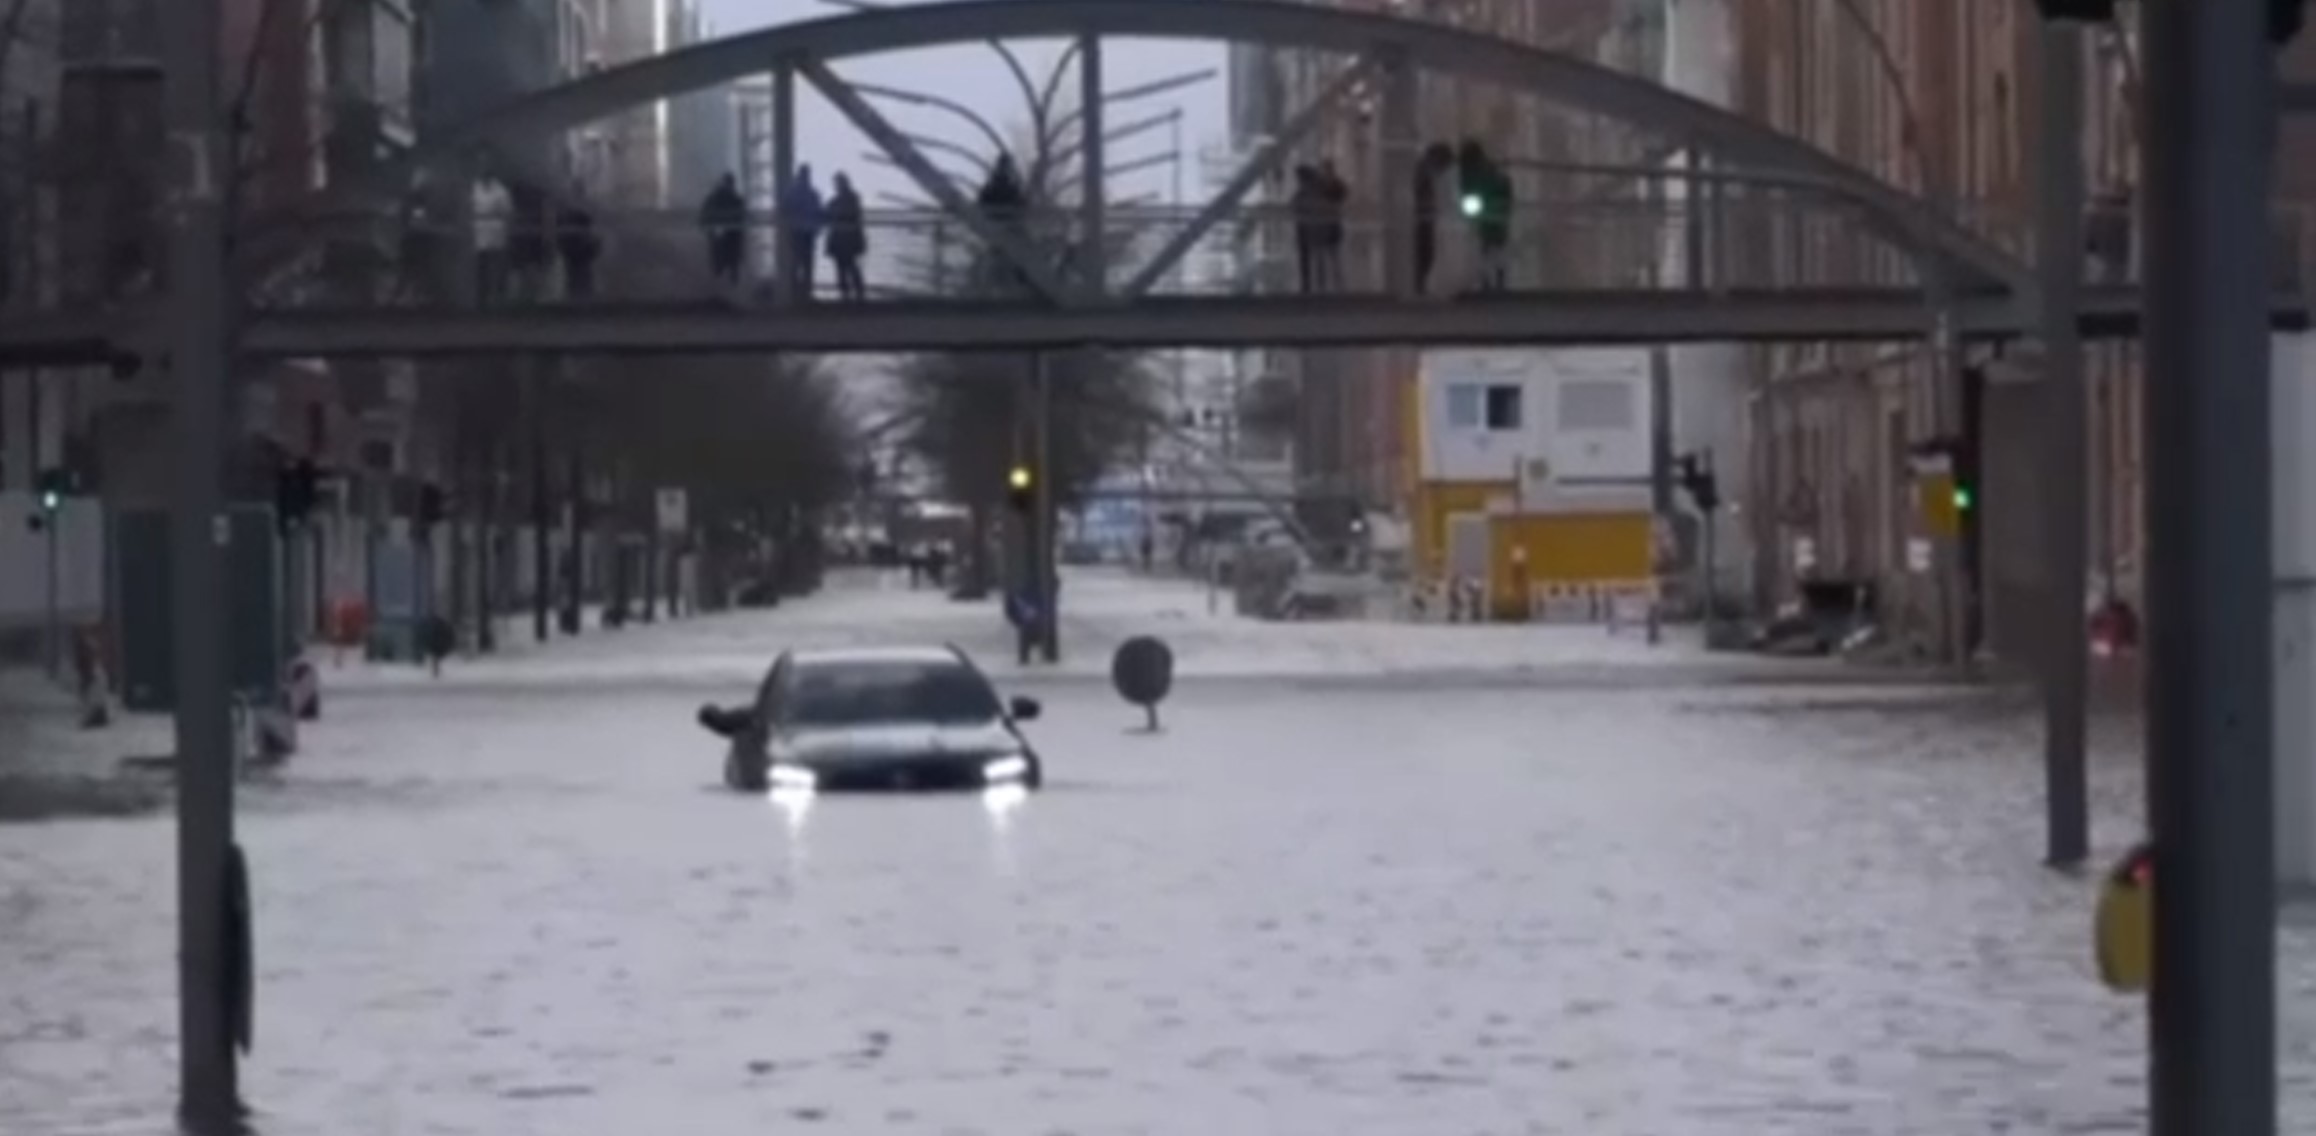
[774, 721, 1020, 767]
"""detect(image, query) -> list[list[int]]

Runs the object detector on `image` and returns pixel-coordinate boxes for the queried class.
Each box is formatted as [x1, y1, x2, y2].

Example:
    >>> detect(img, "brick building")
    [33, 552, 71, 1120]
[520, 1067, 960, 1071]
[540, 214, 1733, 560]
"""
[1721, 1, 2247, 655]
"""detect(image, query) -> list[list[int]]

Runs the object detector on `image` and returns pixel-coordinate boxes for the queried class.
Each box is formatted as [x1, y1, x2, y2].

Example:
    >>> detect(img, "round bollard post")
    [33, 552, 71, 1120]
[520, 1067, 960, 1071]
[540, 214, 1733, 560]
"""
[1111, 636, 1175, 732]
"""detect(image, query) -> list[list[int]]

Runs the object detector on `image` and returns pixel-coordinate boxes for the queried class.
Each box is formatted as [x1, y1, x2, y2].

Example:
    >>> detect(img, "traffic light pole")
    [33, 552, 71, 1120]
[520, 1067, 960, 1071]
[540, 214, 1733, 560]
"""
[2139, 1, 2277, 1133]
[43, 493, 58, 679]
[1033, 354, 1059, 664]
[160, 0, 241, 1125]
[2036, 16, 2092, 869]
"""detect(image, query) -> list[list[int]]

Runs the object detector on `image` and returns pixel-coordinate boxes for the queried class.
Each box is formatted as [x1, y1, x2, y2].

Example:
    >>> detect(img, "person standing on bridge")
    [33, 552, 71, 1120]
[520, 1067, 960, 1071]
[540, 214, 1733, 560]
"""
[779, 165, 825, 296]
[1413, 143, 1454, 294]
[977, 155, 1030, 293]
[826, 172, 868, 302]
[1315, 159, 1348, 289]
[1292, 164, 1327, 293]
[471, 169, 512, 306]
[555, 196, 600, 300]
[702, 172, 750, 288]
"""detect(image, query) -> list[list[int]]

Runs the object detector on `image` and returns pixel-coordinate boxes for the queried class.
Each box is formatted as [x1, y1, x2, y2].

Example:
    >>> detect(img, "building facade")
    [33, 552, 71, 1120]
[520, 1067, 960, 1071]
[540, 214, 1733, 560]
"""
[662, 0, 734, 211]
[1231, 0, 1641, 543]
[1724, 0, 2178, 657]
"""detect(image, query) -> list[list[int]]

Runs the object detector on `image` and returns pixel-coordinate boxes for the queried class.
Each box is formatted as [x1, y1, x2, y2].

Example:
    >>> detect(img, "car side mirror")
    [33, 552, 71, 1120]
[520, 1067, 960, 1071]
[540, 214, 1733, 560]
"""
[1008, 696, 1042, 722]
[697, 703, 742, 738]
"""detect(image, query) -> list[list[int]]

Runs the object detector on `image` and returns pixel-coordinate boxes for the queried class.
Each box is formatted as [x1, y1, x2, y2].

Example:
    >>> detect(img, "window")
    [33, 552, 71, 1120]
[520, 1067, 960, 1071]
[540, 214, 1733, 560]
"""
[787, 661, 1002, 727]
[1557, 379, 1635, 431]
[1444, 383, 1482, 429]
[1483, 383, 1522, 430]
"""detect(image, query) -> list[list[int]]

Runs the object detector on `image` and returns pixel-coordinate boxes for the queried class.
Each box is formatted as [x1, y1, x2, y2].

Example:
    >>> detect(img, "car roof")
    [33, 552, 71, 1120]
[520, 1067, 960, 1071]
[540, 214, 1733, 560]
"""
[786, 645, 967, 669]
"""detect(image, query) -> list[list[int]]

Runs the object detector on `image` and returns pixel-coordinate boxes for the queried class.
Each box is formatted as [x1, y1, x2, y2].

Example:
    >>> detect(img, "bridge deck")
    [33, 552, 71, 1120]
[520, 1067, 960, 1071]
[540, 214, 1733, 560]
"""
[1, 287, 2307, 363]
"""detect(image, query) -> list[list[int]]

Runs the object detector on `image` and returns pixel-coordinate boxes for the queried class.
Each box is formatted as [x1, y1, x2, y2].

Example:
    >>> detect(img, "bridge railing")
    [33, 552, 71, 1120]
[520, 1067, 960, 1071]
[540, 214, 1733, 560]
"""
[251, 190, 1934, 312]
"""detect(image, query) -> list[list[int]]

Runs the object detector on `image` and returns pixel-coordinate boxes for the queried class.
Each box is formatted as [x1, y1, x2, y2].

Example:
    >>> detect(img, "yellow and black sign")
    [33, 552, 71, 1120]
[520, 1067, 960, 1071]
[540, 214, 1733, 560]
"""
[2094, 841, 2154, 993]
[1918, 473, 1961, 538]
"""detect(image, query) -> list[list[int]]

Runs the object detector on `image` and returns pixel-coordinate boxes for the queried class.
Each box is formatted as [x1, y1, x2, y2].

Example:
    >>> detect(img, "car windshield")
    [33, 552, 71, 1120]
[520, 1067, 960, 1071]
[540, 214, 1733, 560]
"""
[786, 660, 1003, 727]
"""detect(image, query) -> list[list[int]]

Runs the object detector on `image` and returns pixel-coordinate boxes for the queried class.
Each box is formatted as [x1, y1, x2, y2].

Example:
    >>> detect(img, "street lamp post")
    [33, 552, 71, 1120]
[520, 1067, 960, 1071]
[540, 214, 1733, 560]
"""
[159, 0, 242, 1127]
[2138, 3, 2278, 1133]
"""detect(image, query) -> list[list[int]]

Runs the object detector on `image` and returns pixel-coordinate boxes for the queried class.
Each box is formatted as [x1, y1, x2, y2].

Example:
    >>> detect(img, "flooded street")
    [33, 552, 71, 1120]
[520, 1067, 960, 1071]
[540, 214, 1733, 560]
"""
[4, 578, 2313, 1134]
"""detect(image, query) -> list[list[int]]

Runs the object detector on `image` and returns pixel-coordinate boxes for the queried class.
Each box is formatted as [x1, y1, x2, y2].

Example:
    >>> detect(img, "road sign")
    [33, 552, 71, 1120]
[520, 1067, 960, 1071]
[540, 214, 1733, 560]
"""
[655, 487, 688, 535]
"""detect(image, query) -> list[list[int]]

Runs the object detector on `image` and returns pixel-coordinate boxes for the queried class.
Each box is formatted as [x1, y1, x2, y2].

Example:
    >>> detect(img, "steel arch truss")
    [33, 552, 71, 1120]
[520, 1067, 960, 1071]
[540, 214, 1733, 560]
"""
[292, 0, 2021, 295]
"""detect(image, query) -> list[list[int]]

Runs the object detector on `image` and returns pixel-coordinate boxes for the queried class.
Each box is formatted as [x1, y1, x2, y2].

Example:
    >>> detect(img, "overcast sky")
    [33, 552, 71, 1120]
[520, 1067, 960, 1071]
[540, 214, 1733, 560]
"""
[696, 0, 1232, 206]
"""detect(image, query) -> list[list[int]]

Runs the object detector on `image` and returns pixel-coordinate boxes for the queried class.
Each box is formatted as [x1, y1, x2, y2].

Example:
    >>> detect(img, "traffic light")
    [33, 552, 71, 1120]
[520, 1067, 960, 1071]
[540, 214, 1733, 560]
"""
[1455, 139, 1509, 224]
[35, 466, 67, 512]
[1006, 464, 1034, 513]
[25, 466, 70, 530]
[416, 483, 448, 533]
[276, 458, 320, 529]
[1673, 452, 1720, 514]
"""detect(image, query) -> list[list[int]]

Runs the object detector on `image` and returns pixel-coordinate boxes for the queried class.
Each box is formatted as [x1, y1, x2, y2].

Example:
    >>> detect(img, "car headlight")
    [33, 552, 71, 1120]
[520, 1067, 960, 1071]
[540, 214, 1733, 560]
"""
[982, 755, 1031, 783]
[769, 765, 818, 790]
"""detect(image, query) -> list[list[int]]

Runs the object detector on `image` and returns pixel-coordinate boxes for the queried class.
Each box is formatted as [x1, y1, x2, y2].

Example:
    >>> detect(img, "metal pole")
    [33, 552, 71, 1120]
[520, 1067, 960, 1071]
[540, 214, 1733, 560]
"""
[2139, 1, 2277, 1133]
[43, 479, 58, 679]
[771, 62, 797, 304]
[1927, 298, 1966, 665]
[2036, 17, 2092, 868]
[529, 359, 550, 643]
[160, 0, 239, 1122]
[1035, 354, 1059, 663]
[1076, 35, 1106, 296]
[1381, 51, 1417, 297]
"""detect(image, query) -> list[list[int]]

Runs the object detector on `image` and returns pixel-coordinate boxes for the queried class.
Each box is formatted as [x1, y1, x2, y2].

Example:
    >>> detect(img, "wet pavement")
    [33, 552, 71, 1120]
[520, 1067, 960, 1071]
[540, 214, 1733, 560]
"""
[3, 573, 2313, 1134]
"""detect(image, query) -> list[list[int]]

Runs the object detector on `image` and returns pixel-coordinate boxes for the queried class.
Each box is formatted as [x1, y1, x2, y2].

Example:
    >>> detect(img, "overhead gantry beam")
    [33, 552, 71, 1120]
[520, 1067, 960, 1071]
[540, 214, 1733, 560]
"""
[206, 285, 2301, 359]
[253, 0, 2022, 292]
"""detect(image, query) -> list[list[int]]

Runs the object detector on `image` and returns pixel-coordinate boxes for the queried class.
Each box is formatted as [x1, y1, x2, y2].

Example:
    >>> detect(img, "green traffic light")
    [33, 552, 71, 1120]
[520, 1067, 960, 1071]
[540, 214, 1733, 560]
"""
[38, 491, 58, 511]
[1952, 485, 1974, 511]
[1460, 193, 1483, 218]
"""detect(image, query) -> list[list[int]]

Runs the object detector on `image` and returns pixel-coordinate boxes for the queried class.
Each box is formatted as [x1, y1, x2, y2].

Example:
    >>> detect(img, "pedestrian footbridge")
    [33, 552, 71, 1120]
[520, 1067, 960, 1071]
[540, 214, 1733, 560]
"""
[3, 0, 2312, 363]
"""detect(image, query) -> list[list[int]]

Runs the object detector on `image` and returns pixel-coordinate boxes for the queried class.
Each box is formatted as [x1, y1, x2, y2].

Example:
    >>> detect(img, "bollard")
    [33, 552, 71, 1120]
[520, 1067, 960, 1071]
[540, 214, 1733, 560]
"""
[1111, 636, 1174, 732]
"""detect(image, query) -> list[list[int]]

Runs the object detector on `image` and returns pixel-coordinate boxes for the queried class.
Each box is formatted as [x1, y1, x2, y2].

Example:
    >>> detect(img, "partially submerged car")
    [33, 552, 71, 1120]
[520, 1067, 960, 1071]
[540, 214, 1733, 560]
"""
[698, 645, 1044, 793]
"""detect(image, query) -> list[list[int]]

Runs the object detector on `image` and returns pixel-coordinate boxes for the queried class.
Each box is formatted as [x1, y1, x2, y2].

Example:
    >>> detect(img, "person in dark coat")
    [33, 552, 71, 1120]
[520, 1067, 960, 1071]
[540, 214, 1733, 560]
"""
[975, 154, 1030, 292]
[825, 172, 868, 301]
[701, 172, 748, 286]
[423, 613, 456, 678]
[1413, 143, 1455, 294]
[555, 199, 601, 299]
[1315, 159, 1348, 289]
[1290, 164, 1325, 293]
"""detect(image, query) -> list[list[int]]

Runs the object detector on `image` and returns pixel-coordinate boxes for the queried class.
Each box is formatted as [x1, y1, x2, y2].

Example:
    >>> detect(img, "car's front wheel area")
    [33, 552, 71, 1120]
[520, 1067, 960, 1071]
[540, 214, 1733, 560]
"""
[725, 749, 768, 793]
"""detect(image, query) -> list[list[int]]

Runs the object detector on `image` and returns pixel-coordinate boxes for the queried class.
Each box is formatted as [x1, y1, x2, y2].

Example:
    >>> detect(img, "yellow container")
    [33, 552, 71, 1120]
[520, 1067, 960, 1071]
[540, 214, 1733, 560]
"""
[2094, 843, 2154, 993]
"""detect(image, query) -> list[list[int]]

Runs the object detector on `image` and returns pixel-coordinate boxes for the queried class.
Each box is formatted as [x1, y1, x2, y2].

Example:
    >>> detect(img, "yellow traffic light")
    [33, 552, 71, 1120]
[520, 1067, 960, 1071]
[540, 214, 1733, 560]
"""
[1008, 465, 1032, 491]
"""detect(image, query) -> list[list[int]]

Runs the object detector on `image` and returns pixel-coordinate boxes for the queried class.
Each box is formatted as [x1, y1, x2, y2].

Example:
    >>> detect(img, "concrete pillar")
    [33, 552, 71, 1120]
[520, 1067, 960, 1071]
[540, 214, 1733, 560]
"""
[2273, 331, 2316, 889]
